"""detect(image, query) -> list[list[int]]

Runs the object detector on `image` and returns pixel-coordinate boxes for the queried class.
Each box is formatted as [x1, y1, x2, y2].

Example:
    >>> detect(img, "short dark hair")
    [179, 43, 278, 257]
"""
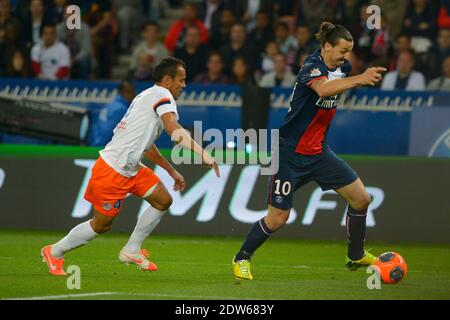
[315, 22, 353, 47]
[141, 21, 160, 32]
[41, 23, 56, 35]
[118, 79, 134, 92]
[153, 57, 186, 82]
[276, 21, 290, 31]
[208, 50, 223, 62]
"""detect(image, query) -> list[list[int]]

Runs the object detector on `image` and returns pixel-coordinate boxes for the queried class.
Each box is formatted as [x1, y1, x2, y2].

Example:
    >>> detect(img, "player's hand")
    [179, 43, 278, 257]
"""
[169, 169, 186, 192]
[359, 67, 387, 86]
[202, 152, 220, 177]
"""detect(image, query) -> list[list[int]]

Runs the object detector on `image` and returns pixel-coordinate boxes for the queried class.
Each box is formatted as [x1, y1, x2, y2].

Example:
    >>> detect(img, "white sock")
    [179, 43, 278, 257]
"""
[51, 220, 98, 258]
[123, 206, 166, 254]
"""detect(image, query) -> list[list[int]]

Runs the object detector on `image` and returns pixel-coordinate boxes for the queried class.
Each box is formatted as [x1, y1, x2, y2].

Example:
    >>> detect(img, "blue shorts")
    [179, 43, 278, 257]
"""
[267, 143, 358, 210]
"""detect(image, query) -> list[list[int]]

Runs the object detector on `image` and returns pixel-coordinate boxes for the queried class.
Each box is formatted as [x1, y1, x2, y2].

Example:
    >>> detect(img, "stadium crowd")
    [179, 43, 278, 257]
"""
[1, 0, 450, 91]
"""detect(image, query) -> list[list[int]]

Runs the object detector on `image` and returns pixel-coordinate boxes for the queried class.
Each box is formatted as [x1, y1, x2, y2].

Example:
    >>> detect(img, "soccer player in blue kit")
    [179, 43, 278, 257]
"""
[232, 22, 387, 280]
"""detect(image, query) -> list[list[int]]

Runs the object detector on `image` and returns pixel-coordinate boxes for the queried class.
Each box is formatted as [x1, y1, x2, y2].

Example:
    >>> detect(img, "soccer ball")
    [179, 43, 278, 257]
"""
[374, 252, 408, 284]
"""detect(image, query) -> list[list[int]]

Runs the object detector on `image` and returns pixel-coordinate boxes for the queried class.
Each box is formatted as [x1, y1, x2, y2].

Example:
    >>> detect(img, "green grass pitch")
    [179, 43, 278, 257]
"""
[0, 230, 449, 300]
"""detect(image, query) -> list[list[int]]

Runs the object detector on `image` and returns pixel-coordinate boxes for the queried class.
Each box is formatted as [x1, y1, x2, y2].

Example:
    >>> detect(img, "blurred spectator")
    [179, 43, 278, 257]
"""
[274, 21, 297, 66]
[427, 28, 450, 80]
[247, 10, 274, 54]
[23, 0, 52, 49]
[272, 0, 296, 18]
[15, 0, 52, 21]
[127, 52, 153, 81]
[402, 0, 438, 53]
[256, 40, 278, 78]
[174, 25, 209, 82]
[231, 55, 256, 85]
[293, 24, 319, 71]
[85, 0, 115, 79]
[335, 0, 366, 33]
[427, 55, 450, 91]
[371, 0, 406, 38]
[348, 51, 364, 76]
[356, 3, 374, 63]
[209, 7, 236, 49]
[31, 23, 70, 80]
[296, 0, 332, 33]
[130, 21, 168, 72]
[56, 5, 91, 79]
[6, 48, 31, 77]
[219, 23, 256, 75]
[0, 0, 22, 38]
[165, 2, 209, 53]
[193, 51, 230, 84]
[144, 0, 170, 22]
[259, 53, 296, 88]
[48, 0, 67, 25]
[388, 34, 412, 71]
[198, 0, 224, 31]
[233, 0, 273, 31]
[113, 0, 144, 53]
[0, 7, 22, 76]
[91, 80, 136, 146]
[437, 0, 450, 28]
[294, 51, 310, 74]
[369, 14, 392, 65]
[381, 49, 425, 90]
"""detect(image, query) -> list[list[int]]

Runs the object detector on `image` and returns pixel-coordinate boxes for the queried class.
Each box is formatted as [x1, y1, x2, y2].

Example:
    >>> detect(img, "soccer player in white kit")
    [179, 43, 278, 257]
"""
[41, 57, 220, 275]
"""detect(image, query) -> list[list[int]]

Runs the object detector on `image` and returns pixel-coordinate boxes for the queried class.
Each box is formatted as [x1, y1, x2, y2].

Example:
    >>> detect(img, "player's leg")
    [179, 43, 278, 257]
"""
[313, 148, 375, 268]
[120, 167, 171, 271]
[122, 182, 172, 255]
[233, 155, 297, 280]
[41, 157, 124, 275]
[235, 205, 291, 262]
[41, 210, 115, 276]
[335, 178, 376, 269]
[312, 148, 375, 269]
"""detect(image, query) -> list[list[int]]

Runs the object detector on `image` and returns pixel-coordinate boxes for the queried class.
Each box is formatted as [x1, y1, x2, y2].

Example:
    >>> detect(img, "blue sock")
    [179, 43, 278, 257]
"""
[235, 218, 273, 261]
[346, 206, 367, 261]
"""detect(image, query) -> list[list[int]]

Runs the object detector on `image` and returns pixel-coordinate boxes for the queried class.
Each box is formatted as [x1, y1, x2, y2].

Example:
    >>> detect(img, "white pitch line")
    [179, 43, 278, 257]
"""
[3, 292, 265, 301]
[4, 292, 118, 300]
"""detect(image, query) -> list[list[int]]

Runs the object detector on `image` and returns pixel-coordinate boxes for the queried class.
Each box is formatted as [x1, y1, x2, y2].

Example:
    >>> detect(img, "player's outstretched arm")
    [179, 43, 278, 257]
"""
[145, 144, 186, 191]
[311, 67, 387, 98]
[161, 112, 220, 177]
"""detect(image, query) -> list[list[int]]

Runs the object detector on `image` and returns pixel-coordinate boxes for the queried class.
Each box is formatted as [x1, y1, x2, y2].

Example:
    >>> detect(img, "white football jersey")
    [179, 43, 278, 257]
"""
[30, 41, 71, 80]
[100, 85, 179, 177]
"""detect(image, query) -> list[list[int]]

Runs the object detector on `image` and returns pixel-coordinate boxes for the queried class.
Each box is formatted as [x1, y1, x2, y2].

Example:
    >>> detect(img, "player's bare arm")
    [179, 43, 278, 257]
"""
[161, 111, 220, 177]
[310, 67, 387, 98]
[145, 144, 186, 192]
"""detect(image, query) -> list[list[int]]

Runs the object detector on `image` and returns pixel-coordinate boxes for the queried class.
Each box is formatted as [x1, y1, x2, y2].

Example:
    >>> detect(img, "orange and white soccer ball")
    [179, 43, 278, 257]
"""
[375, 252, 408, 284]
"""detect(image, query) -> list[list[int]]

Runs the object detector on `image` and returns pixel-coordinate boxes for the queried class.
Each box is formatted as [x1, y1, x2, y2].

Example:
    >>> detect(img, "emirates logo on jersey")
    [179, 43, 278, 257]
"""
[316, 95, 338, 109]
[310, 68, 322, 77]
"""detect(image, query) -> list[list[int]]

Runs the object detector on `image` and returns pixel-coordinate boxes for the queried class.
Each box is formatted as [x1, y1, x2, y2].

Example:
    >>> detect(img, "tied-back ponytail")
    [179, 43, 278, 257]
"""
[315, 21, 353, 47]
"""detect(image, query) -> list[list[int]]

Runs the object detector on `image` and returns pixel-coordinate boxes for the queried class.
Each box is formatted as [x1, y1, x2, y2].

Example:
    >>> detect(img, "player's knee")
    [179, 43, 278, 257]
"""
[91, 222, 112, 234]
[351, 192, 372, 210]
[156, 194, 173, 211]
[267, 213, 289, 230]
[91, 219, 112, 234]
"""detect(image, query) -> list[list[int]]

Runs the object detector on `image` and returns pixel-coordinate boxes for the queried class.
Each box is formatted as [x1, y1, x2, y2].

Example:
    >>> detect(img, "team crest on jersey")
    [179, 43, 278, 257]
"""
[310, 68, 321, 77]
[103, 203, 112, 211]
[275, 196, 283, 204]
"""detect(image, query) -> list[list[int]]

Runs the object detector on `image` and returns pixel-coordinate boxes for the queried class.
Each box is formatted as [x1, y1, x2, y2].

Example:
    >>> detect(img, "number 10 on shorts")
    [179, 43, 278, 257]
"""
[274, 180, 291, 196]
